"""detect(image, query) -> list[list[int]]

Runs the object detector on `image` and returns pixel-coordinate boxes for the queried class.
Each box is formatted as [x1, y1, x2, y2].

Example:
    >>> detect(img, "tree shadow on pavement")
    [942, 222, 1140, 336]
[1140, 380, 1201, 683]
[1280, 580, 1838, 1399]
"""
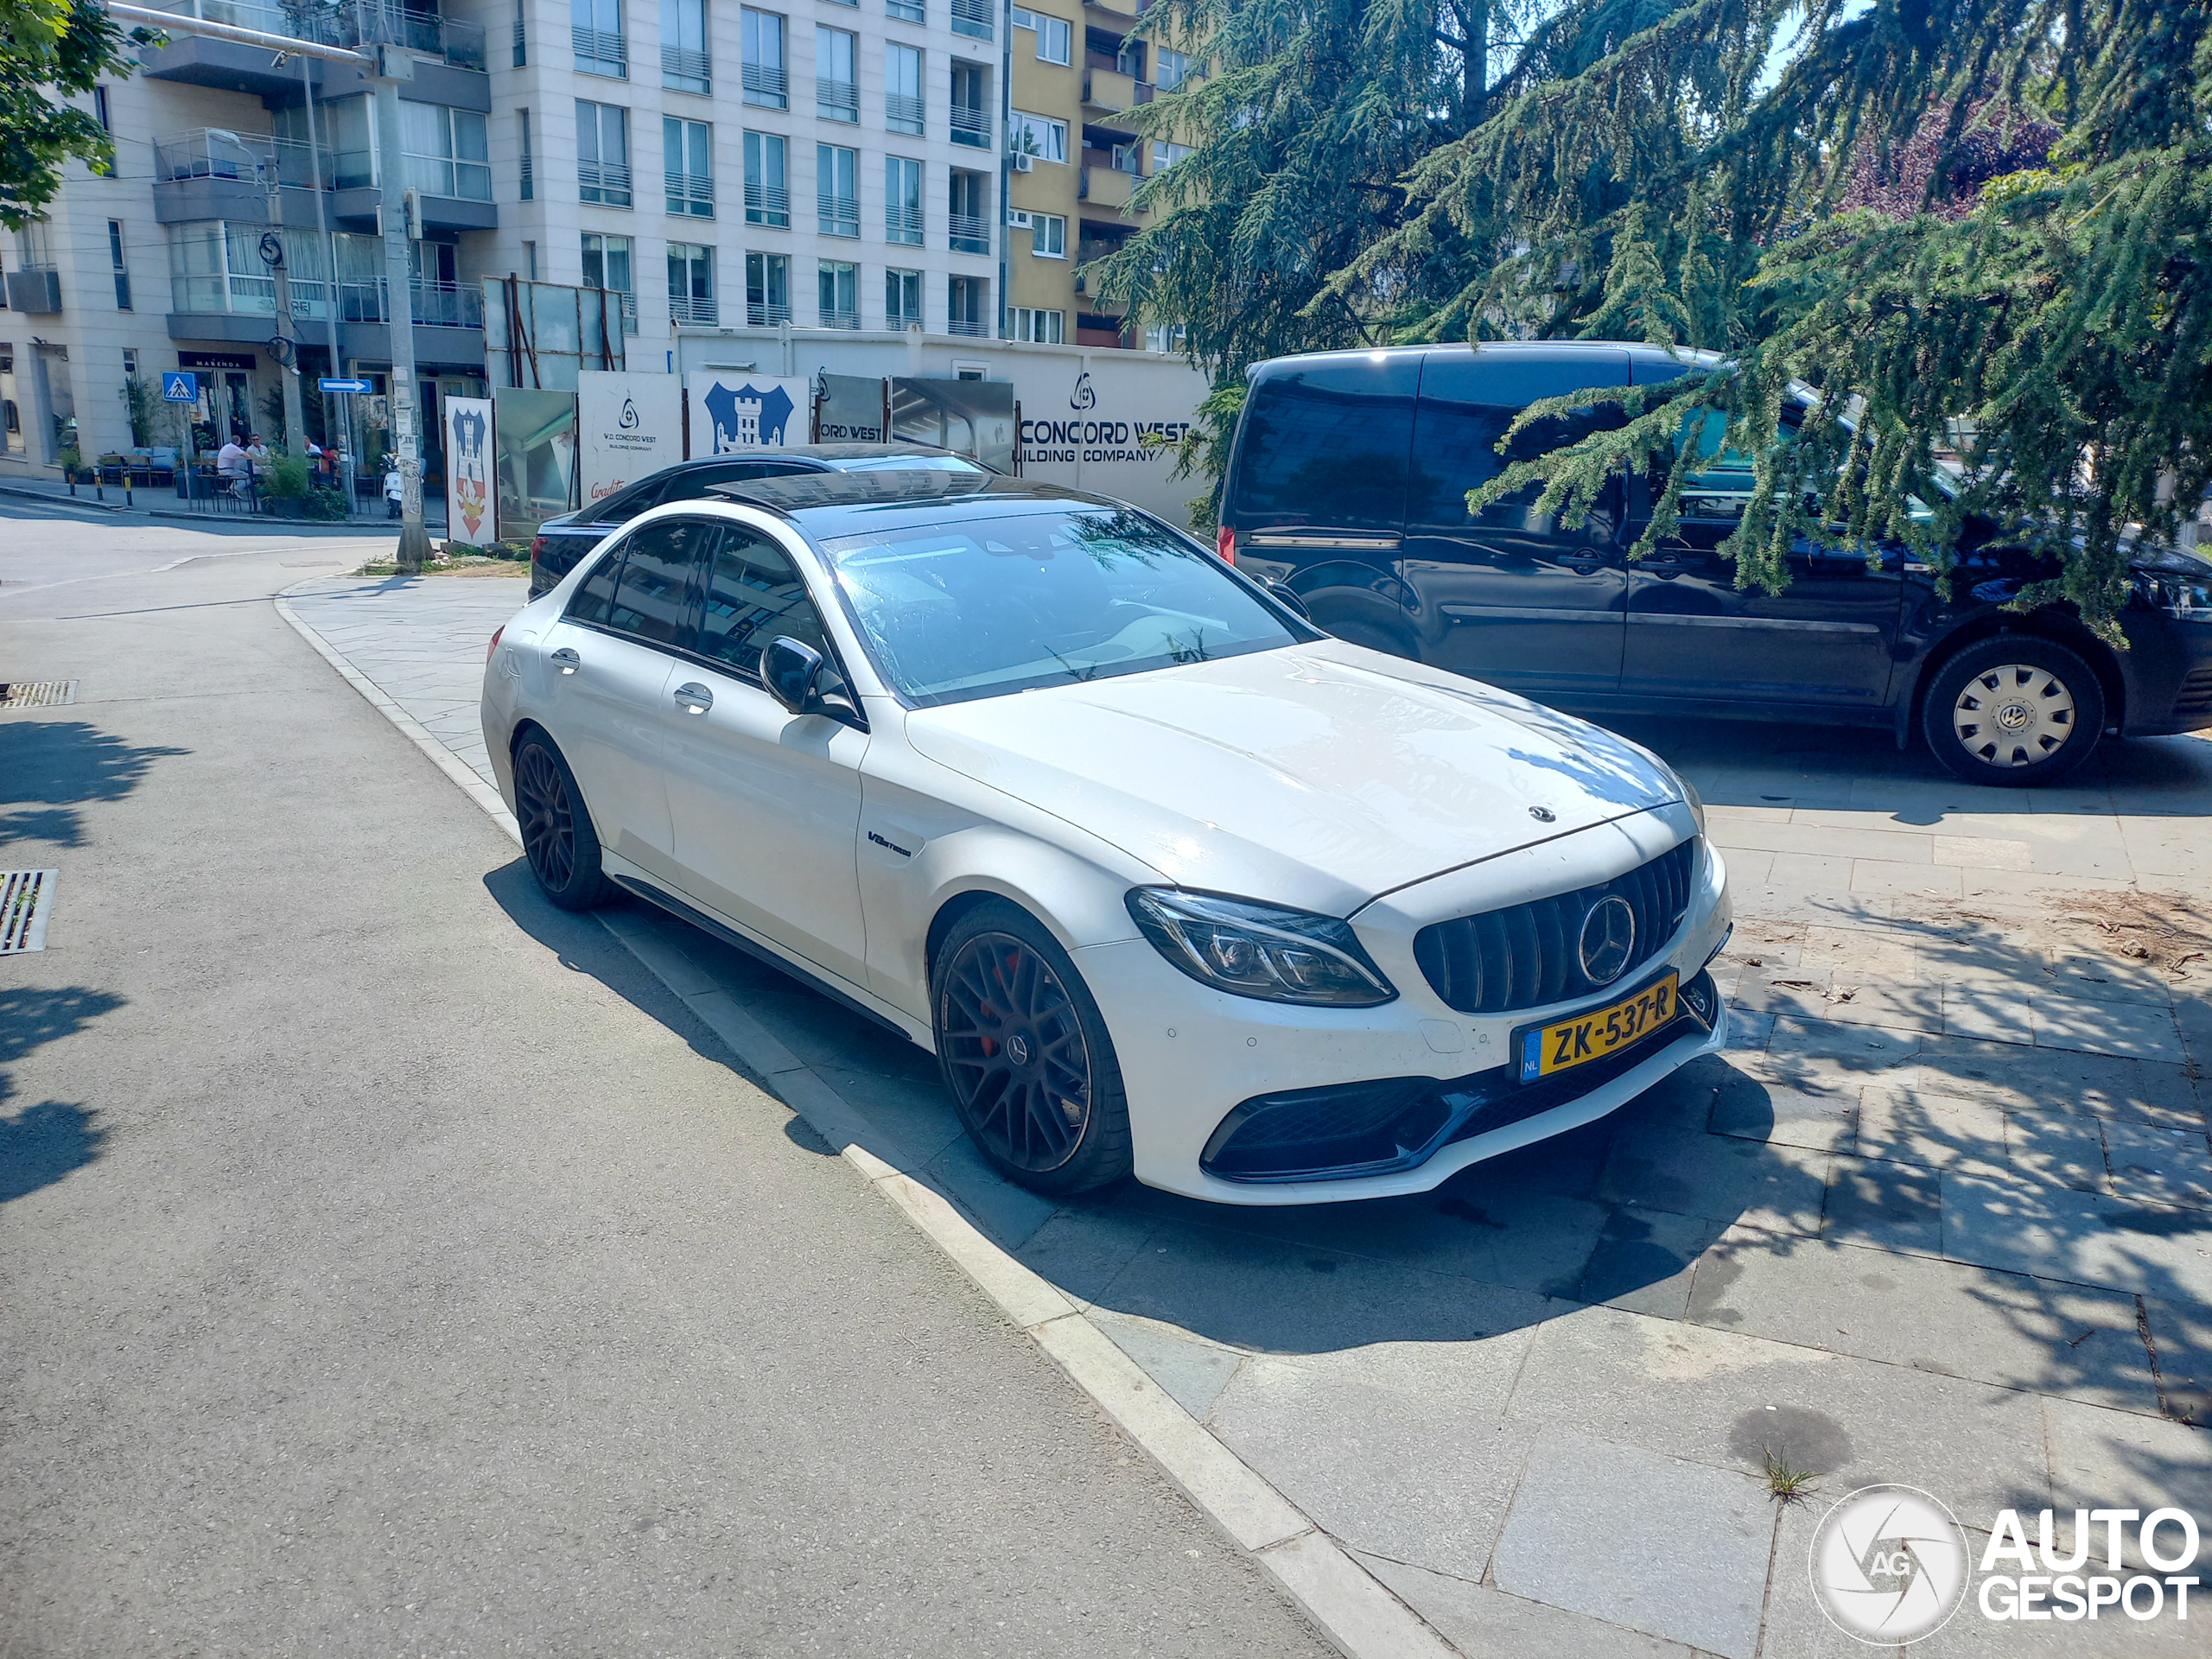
[0, 986, 125, 1205]
[0, 721, 190, 849]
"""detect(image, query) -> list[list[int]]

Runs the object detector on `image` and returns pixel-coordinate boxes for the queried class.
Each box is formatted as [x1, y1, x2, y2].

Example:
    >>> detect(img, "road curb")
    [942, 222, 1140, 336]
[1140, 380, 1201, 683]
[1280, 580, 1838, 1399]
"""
[275, 579, 1456, 1659]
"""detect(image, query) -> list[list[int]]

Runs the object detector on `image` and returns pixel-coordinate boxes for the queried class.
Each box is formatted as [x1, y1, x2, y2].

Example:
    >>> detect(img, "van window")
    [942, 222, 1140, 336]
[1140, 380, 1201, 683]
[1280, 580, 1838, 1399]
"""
[1228, 355, 1420, 531]
[1406, 349, 1630, 530]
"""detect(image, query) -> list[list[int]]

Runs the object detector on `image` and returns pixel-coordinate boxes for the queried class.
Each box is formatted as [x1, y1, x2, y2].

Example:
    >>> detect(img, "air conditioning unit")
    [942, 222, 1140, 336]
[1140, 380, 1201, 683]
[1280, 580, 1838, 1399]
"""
[5, 270, 60, 314]
[1010, 151, 1033, 171]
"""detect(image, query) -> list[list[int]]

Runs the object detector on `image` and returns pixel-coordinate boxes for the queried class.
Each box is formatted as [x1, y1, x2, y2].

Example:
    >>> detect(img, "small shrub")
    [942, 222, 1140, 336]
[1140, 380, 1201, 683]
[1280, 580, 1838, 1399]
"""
[262, 453, 311, 500]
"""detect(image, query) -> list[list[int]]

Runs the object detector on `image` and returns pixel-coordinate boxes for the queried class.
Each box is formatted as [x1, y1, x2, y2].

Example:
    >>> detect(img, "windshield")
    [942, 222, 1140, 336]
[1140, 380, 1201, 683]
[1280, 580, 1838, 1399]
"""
[819, 505, 1306, 705]
[834, 454, 988, 474]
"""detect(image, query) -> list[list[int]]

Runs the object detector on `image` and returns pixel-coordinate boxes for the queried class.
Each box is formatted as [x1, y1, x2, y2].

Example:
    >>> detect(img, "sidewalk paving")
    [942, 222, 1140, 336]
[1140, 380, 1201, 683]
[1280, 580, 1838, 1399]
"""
[288, 572, 2212, 1658]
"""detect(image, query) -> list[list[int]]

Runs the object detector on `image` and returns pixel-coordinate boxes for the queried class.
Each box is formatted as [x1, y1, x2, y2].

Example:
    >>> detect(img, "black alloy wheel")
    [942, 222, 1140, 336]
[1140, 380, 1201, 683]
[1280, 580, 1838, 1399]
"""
[933, 901, 1131, 1194]
[514, 734, 612, 909]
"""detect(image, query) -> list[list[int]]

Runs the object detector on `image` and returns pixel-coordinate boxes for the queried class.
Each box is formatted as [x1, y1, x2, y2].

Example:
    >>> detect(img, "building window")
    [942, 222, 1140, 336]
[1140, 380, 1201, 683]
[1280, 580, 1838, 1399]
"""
[576, 100, 632, 206]
[123, 346, 139, 378]
[663, 0, 710, 92]
[664, 117, 714, 215]
[518, 107, 535, 199]
[818, 259, 857, 328]
[948, 168, 988, 253]
[816, 25, 859, 121]
[514, 0, 528, 64]
[524, 239, 538, 279]
[885, 42, 924, 135]
[1147, 321, 1189, 353]
[1008, 110, 1066, 166]
[108, 219, 131, 310]
[1024, 210, 1065, 257]
[573, 0, 627, 77]
[746, 251, 790, 325]
[885, 155, 922, 244]
[1155, 48, 1190, 89]
[817, 144, 859, 237]
[886, 266, 921, 329]
[1153, 140, 1192, 170]
[668, 242, 715, 323]
[1010, 307, 1062, 343]
[949, 0, 989, 40]
[950, 60, 990, 146]
[741, 9, 787, 108]
[402, 103, 493, 200]
[887, 0, 921, 20]
[947, 274, 987, 337]
[1109, 140, 1142, 175]
[92, 85, 111, 130]
[582, 232, 638, 332]
[1011, 7, 1069, 63]
[744, 130, 789, 226]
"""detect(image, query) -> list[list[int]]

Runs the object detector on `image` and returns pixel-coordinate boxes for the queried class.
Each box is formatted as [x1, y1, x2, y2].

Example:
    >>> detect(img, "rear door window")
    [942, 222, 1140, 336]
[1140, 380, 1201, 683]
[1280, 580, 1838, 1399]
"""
[1407, 350, 1630, 530]
[1228, 356, 1420, 532]
[566, 546, 625, 625]
[605, 519, 715, 645]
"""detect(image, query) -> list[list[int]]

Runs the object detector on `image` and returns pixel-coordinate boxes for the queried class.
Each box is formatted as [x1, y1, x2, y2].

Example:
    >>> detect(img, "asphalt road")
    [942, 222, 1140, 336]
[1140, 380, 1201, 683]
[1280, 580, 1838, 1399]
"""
[0, 523, 1329, 1658]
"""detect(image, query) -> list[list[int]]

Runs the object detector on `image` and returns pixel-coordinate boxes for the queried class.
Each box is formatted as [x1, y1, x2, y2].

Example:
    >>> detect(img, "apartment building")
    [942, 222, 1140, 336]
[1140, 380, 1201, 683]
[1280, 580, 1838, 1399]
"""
[0, 0, 1020, 474]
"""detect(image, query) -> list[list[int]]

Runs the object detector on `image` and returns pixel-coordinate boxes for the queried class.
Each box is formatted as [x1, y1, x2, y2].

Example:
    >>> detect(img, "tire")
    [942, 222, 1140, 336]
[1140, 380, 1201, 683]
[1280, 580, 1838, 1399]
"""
[1320, 615, 1418, 660]
[1921, 635, 2107, 786]
[512, 732, 614, 910]
[931, 899, 1134, 1197]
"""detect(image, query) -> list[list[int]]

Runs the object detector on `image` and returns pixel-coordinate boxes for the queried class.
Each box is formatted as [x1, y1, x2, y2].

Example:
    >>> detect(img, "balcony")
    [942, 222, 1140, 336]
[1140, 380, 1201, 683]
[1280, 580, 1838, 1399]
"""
[886, 92, 925, 134]
[1083, 67, 1152, 111]
[156, 128, 325, 191]
[820, 307, 859, 330]
[948, 212, 989, 253]
[153, 127, 493, 229]
[168, 273, 483, 328]
[949, 0, 991, 36]
[747, 300, 791, 327]
[663, 41, 710, 92]
[742, 60, 788, 108]
[667, 172, 715, 216]
[819, 194, 861, 237]
[573, 23, 627, 76]
[1077, 164, 1137, 209]
[671, 294, 719, 326]
[947, 316, 988, 338]
[745, 183, 791, 226]
[950, 104, 991, 147]
[886, 203, 924, 244]
[141, 0, 488, 91]
[578, 159, 633, 206]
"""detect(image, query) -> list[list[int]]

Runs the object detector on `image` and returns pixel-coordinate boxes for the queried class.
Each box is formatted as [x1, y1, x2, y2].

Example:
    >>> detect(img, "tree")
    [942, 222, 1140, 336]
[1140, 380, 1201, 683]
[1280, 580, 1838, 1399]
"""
[0, 0, 141, 229]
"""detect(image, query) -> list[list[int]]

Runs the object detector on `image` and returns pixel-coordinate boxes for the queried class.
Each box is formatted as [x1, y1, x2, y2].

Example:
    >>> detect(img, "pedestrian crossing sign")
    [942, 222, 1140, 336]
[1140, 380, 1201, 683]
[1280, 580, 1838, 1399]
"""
[162, 371, 199, 403]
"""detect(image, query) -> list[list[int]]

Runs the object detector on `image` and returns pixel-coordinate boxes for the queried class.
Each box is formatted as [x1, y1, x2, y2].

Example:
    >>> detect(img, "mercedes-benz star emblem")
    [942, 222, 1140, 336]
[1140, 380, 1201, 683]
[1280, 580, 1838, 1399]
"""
[1529, 805, 1556, 823]
[1007, 1033, 1031, 1065]
[1578, 894, 1637, 985]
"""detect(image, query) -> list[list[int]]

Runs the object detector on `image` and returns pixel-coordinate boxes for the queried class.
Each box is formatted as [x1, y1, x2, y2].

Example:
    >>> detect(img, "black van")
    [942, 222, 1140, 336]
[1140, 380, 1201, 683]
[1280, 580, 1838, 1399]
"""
[1217, 342, 2212, 785]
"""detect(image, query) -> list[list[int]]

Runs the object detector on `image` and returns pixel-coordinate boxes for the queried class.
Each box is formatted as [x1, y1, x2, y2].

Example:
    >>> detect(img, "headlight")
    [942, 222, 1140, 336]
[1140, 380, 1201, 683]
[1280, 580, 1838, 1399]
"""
[1125, 889, 1397, 1007]
[2136, 572, 2212, 617]
[1680, 776, 1707, 835]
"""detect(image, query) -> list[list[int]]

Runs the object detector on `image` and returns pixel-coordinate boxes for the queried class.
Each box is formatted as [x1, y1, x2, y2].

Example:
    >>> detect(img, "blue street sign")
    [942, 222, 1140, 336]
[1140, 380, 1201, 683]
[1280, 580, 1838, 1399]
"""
[319, 377, 374, 393]
[161, 371, 198, 402]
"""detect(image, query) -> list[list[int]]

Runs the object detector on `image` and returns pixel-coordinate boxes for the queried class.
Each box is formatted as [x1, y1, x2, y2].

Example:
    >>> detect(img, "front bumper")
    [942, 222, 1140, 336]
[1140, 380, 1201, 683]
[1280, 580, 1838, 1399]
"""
[2120, 610, 2212, 734]
[1078, 836, 1732, 1205]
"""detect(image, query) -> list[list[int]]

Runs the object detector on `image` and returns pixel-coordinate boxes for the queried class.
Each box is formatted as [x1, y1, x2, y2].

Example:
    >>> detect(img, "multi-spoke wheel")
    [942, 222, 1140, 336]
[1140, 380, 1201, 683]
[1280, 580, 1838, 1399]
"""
[932, 899, 1132, 1195]
[514, 733, 612, 909]
[1922, 636, 2105, 786]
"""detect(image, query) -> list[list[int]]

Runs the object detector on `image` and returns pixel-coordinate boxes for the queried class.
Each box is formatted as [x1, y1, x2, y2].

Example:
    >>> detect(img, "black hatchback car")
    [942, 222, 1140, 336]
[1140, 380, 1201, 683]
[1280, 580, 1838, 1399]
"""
[527, 443, 989, 600]
[1217, 343, 2212, 785]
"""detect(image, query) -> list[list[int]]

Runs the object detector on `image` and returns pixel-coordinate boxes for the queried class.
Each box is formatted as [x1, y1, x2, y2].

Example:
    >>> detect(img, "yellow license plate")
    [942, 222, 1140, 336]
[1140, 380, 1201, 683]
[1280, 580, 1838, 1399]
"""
[1517, 971, 1679, 1082]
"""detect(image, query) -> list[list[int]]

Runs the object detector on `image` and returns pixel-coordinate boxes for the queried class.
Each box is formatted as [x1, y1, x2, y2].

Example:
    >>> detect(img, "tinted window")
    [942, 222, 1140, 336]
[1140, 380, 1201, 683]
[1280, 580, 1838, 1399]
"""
[606, 520, 712, 644]
[566, 545, 624, 625]
[822, 506, 1304, 706]
[695, 529, 830, 672]
[1228, 356, 1420, 531]
[832, 454, 986, 474]
[654, 461, 785, 505]
[1408, 350, 1630, 531]
[588, 477, 666, 524]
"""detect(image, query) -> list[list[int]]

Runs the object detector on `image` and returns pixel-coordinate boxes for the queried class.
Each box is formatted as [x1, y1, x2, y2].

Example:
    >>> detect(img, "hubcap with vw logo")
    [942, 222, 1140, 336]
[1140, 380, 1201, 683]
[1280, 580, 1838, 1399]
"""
[1578, 894, 1637, 986]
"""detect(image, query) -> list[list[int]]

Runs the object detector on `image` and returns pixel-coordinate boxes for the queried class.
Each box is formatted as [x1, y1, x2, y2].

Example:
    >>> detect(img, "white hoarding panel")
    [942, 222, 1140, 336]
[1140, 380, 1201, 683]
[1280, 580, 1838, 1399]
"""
[443, 395, 496, 547]
[1008, 353, 1212, 524]
[577, 371, 683, 510]
[686, 372, 811, 454]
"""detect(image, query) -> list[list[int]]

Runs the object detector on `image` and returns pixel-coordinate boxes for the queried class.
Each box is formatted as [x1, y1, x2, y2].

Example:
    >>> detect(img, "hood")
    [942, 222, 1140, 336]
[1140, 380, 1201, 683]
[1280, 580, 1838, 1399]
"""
[902, 643, 1680, 916]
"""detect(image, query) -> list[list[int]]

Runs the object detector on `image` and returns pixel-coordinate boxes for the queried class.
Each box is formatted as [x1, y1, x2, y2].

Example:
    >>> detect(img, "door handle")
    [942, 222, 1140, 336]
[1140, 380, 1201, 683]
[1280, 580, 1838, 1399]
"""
[673, 682, 714, 714]
[550, 646, 580, 674]
[1567, 561, 1604, 576]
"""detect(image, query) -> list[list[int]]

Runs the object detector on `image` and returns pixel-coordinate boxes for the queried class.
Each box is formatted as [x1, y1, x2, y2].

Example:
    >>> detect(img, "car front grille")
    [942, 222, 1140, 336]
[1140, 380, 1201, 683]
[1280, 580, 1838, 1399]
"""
[2172, 668, 2212, 720]
[1412, 838, 1699, 1016]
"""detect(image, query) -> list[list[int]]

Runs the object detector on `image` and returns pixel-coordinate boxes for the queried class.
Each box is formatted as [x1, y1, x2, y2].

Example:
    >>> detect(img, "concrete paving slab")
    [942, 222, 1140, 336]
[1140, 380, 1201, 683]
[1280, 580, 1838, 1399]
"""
[1823, 1153, 1946, 1251]
[1853, 1086, 2010, 1174]
[2043, 1394, 2212, 1573]
[2005, 1107, 2113, 1194]
[1089, 1309, 1248, 1421]
[1941, 1173, 2212, 1303]
[1008, 1203, 1162, 1309]
[1576, 1203, 1732, 1319]
[1941, 981, 2037, 1045]
[1913, 1034, 2203, 1130]
[1593, 1115, 1830, 1236]
[2140, 1295, 2212, 1427]
[1490, 1430, 1774, 1658]
[1708, 1069, 1858, 1154]
[1354, 1554, 1706, 1659]
[2101, 1119, 2212, 1210]
[1685, 1224, 2158, 1412]
[2031, 993, 2187, 1062]
[1853, 858, 1964, 899]
[1814, 978, 1947, 1033]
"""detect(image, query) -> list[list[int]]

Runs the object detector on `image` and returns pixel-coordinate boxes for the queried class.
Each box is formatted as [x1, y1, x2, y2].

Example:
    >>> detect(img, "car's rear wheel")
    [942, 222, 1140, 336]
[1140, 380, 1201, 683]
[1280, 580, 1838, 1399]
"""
[513, 732, 613, 909]
[1921, 636, 2106, 786]
[932, 900, 1132, 1196]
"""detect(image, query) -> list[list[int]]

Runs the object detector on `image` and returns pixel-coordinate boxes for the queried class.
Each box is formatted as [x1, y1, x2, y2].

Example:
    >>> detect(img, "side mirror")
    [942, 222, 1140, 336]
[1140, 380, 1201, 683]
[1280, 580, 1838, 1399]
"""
[760, 635, 826, 715]
[1266, 580, 1312, 621]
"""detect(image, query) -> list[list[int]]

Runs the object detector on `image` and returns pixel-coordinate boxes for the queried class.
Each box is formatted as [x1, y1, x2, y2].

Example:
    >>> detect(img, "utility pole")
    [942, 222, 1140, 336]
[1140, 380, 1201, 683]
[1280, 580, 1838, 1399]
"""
[371, 48, 430, 572]
[257, 163, 306, 455]
[301, 52, 348, 499]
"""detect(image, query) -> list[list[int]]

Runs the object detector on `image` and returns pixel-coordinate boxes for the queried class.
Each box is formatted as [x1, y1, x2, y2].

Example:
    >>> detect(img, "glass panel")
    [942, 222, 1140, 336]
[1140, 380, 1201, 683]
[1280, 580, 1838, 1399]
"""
[568, 544, 624, 624]
[607, 520, 705, 644]
[696, 530, 828, 670]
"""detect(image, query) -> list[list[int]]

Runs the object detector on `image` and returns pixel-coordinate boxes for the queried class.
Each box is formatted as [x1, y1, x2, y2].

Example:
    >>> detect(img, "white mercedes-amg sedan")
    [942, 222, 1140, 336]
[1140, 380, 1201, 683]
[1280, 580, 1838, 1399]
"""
[481, 473, 1732, 1205]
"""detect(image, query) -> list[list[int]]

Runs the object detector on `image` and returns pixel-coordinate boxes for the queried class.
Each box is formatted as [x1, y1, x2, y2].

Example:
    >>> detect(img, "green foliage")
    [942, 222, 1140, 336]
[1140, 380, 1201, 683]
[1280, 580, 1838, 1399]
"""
[261, 452, 311, 499]
[302, 485, 348, 521]
[124, 374, 156, 448]
[0, 1, 145, 228]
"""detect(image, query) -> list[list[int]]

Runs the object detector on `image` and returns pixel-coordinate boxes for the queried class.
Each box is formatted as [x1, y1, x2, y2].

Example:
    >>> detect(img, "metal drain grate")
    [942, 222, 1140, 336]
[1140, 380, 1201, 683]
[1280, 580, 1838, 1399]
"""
[0, 870, 56, 954]
[0, 680, 78, 708]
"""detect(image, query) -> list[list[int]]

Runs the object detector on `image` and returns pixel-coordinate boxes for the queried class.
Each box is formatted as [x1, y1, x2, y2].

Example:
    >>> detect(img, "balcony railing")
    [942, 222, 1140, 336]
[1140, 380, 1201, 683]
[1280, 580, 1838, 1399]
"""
[662, 41, 710, 91]
[742, 60, 788, 107]
[886, 202, 924, 244]
[519, 154, 534, 199]
[573, 22, 627, 74]
[671, 294, 719, 325]
[410, 280, 485, 327]
[947, 212, 989, 252]
[947, 316, 988, 337]
[578, 159, 633, 205]
[667, 172, 715, 216]
[817, 78, 859, 121]
[745, 182, 790, 225]
[887, 0, 921, 19]
[819, 194, 861, 237]
[885, 92, 925, 134]
[178, 272, 483, 327]
[821, 307, 859, 330]
[146, 1, 487, 69]
[949, 0, 990, 37]
[512, 16, 525, 63]
[747, 300, 791, 326]
[950, 104, 990, 146]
